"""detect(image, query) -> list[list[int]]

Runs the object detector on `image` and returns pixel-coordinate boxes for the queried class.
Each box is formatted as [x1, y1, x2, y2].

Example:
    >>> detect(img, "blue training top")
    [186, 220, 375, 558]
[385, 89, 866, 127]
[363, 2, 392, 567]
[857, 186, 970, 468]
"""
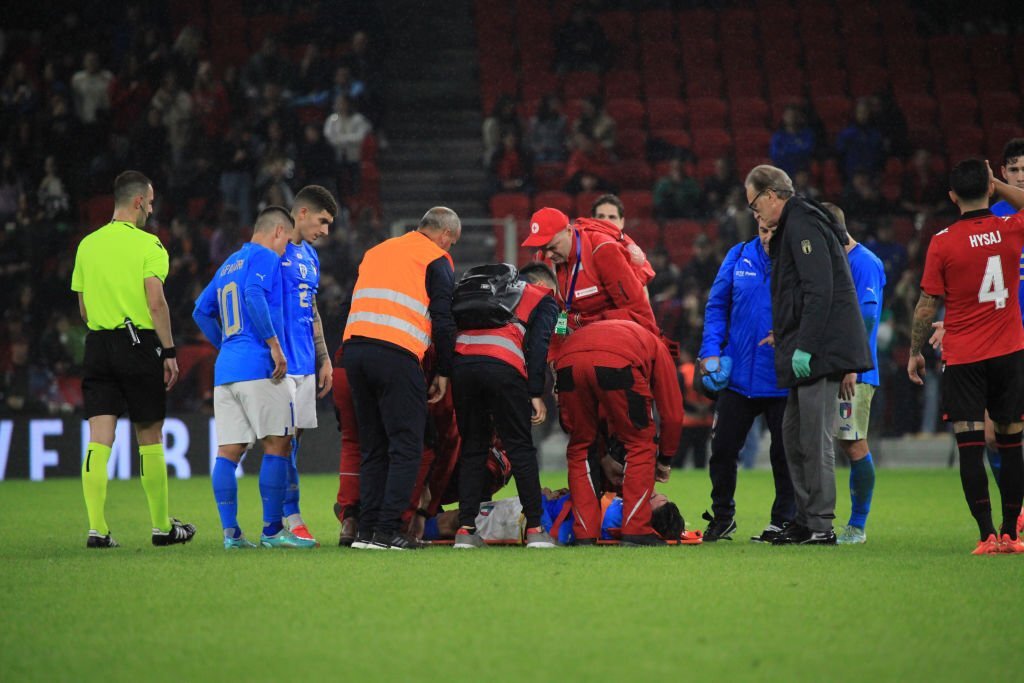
[193, 242, 285, 385]
[280, 240, 321, 376]
[541, 494, 621, 543]
[991, 200, 1024, 320]
[847, 244, 886, 386]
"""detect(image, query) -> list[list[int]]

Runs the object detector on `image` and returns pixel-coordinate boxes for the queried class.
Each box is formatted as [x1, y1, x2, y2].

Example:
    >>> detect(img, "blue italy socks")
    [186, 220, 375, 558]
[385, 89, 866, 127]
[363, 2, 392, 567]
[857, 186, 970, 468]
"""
[848, 453, 875, 529]
[283, 437, 301, 518]
[212, 457, 240, 534]
[260, 454, 289, 536]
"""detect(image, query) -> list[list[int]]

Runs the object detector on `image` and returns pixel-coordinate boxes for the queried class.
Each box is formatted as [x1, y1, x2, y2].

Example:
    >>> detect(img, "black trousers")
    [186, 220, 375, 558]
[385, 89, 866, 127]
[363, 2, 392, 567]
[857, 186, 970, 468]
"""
[343, 342, 426, 537]
[673, 426, 710, 468]
[709, 389, 795, 526]
[453, 361, 543, 529]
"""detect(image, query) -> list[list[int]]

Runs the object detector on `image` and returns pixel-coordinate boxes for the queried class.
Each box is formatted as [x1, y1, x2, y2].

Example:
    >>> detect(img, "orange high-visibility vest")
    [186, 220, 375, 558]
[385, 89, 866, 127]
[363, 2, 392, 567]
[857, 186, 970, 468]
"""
[343, 231, 453, 359]
[454, 283, 551, 378]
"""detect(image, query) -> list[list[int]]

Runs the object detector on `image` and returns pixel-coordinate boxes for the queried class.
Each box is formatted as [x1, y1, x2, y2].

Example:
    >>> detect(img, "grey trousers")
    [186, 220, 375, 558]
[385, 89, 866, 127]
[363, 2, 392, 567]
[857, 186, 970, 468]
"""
[782, 378, 840, 532]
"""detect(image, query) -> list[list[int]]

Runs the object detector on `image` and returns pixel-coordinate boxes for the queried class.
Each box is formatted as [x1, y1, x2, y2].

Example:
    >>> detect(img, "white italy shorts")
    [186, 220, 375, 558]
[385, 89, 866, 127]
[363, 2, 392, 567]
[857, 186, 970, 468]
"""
[214, 376, 297, 447]
[288, 373, 318, 430]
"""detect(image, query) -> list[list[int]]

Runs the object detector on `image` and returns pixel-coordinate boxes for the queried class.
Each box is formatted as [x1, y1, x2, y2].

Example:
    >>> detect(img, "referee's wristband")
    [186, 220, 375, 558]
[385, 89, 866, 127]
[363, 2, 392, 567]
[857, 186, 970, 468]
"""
[160, 346, 177, 359]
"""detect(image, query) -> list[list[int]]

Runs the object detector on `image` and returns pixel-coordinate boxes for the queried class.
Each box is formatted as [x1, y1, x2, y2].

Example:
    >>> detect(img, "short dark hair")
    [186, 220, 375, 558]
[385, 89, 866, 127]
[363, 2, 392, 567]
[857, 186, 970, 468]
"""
[651, 501, 684, 541]
[949, 158, 990, 201]
[294, 184, 339, 217]
[591, 193, 625, 219]
[254, 205, 295, 232]
[1003, 138, 1024, 166]
[113, 170, 151, 205]
[821, 202, 846, 228]
[519, 262, 557, 288]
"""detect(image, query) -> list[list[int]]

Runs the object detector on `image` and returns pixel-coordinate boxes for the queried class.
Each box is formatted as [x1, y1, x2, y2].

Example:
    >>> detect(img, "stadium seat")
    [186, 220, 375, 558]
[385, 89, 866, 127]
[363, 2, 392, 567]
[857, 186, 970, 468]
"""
[724, 72, 765, 101]
[490, 192, 531, 219]
[973, 64, 1016, 96]
[938, 92, 979, 131]
[907, 127, 944, 154]
[605, 98, 645, 129]
[57, 375, 83, 409]
[691, 128, 733, 160]
[728, 97, 770, 129]
[613, 160, 654, 190]
[887, 63, 931, 95]
[813, 95, 853, 137]
[616, 129, 648, 160]
[81, 195, 114, 228]
[718, 8, 757, 39]
[533, 162, 568, 192]
[603, 70, 642, 100]
[733, 128, 772, 158]
[637, 9, 675, 43]
[684, 70, 724, 99]
[597, 10, 636, 49]
[520, 73, 560, 102]
[767, 72, 805, 100]
[980, 92, 1021, 125]
[649, 129, 692, 153]
[663, 219, 705, 243]
[563, 72, 601, 101]
[533, 191, 574, 217]
[678, 9, 717, 38]
[575, 191, 603, 219]
[626, 218, 661, 251]
[847, 66, 889, 98]
[931, 64, 975, 95]
[896, 94, 938, 126]
[646, 98, 687, 130]
[688, 98, 728, 130]
[679, 38, 719, 71]
[620, 190, 655, 219]
[807, 72, 849, 99]
[642, 71, 681, 98]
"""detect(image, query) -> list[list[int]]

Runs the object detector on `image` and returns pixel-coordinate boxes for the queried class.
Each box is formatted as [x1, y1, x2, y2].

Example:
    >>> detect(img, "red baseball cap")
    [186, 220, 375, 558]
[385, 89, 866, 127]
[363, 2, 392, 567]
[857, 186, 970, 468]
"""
[521, 207, 571, 247]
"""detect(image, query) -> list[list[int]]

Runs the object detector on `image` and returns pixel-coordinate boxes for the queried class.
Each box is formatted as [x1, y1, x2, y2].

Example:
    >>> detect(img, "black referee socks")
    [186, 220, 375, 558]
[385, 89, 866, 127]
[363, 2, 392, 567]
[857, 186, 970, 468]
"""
[955, 430, 995, 540]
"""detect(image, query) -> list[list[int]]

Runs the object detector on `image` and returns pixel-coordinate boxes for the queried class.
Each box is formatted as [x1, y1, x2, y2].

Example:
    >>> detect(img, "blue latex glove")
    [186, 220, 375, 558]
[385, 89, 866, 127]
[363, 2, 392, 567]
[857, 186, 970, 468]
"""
[701, 356, 732, 392]
[792, 348, 812, 379]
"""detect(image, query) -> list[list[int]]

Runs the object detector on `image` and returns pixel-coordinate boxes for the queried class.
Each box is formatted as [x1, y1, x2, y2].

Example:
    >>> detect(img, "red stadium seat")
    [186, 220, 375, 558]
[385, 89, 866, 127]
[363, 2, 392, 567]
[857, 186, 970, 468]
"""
[533, 191, 574, 217]
[896, 94, 938, 125]
[637, 10, 675, 42]
[691, 128, 733, 160]
[847, 66, 889, 98]
[597, 10, 636, 49]
[767, 72, 805, 99]
[938, 92, 979, 131]
[688, 98, 728, 130]
[81, 194, 115, 228]
[724, 72, 764, 101]
[650, 129, 693, 151]
[620, 190, 655, 219]
[887, 64, 931, 95]
[684, 69, 723, 99]
[729, 97, 770, 128]
[613, 160, 654, 190]
[57, 375, 83, 409]
[616, 128, 648, 160]
[678, 9, 717, 38]
[980, 92, 1021, 126]
[969, 34, 1010, 69]
[646, 98, 687, 129]
[533, 162, 568, 192]
[603, 70, 642, 100]
[663, 219, 706, 242]
[626, 219, 661, 251]
[563, 72, 601, 101]
[490, 193, 531, 219]
[974, 64, 1016, 96]
[642, 71, 681, 98]
[575, 191, 603, 219]
[520, 72, 560, 102]
[605, 98, 645, 129]
[813, 95, 853, 136]
[733, 128, 772, 158]
[680, 38, 719, 70]
[908, 127, 944, 154]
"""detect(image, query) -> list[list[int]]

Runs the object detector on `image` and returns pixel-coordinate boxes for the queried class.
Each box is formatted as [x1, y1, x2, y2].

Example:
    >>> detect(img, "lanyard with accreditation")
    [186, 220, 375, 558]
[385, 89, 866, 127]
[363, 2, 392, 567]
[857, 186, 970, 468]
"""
[554, 230, 582, 335]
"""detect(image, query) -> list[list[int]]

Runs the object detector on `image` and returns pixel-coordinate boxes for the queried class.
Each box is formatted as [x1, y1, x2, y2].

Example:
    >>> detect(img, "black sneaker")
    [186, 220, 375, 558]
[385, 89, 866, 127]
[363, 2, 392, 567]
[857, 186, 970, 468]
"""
[771, 523, 811, 545]
[370, 532, 421, 550]
[702, 511, 737, 542]
[750, 523, 788, 543]
[351, 531, 374, 549]
[152, 518, 196, 546]
[621, 533, 667, 546]
[800, 529, 837, 545]
[87, 531, 119, 548]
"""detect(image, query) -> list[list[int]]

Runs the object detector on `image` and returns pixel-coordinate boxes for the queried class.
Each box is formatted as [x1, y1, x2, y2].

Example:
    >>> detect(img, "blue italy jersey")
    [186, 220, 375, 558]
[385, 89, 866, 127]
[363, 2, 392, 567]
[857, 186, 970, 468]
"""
[280, 240, 321, 376]
[195, 243, 285, 385]
[541, 494, 623, 543]
[848, 244, 886, 386]
[991, 200, 1024, 319]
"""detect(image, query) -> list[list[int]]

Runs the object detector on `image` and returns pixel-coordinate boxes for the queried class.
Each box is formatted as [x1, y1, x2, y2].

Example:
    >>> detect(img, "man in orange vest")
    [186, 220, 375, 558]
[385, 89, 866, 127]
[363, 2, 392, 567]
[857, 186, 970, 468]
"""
[342, 206, 460, 550]
[555, 319, 684, 545]
[675, 351, 714, 468]
[521, 207, 658, 337]
[451, 262, 561, 549]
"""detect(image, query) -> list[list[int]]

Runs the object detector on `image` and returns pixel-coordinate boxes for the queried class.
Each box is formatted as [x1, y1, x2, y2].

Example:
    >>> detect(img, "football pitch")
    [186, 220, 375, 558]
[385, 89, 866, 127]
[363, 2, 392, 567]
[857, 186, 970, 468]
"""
[1, 469, 1020, 682]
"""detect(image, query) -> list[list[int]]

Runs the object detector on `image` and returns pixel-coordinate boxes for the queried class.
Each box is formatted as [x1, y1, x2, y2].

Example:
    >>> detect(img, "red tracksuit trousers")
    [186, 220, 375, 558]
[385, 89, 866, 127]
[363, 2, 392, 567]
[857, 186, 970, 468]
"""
[557, 350, 657, 539]
[333, 366, 362, 517]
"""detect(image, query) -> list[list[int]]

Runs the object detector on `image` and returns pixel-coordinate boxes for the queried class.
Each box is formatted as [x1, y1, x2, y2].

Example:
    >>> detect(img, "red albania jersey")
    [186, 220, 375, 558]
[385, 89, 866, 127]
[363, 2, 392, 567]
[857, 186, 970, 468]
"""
[921, 209, 1024, 365]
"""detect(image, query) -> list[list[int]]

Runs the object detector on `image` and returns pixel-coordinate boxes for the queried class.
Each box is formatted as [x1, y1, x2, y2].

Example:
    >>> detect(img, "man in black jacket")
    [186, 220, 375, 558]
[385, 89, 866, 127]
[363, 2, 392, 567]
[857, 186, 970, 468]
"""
[745, 165, 872, 545]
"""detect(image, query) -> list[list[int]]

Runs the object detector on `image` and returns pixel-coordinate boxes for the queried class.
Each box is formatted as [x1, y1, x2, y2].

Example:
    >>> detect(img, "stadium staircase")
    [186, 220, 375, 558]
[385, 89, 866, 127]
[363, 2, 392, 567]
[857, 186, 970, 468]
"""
[377, 0, 494, 267]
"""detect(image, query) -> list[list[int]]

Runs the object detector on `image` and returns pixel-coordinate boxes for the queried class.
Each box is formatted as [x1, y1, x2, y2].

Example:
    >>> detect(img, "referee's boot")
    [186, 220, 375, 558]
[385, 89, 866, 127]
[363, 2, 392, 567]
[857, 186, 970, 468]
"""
[701, 511, 737, 542]
[87, 531, 120, 548]
[152, 518, 197, 546]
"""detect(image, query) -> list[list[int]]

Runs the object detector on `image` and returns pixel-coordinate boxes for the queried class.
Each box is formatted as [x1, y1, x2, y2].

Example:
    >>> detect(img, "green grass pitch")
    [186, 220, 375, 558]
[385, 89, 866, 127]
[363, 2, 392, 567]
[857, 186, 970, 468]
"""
[1, 469, 1020, 682]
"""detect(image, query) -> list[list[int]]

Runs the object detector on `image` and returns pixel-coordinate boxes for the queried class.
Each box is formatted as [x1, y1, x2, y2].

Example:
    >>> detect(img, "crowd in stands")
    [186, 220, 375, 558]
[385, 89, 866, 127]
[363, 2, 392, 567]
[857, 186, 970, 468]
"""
[0, 3, 388, 417]
[481, 0, 1021, 438]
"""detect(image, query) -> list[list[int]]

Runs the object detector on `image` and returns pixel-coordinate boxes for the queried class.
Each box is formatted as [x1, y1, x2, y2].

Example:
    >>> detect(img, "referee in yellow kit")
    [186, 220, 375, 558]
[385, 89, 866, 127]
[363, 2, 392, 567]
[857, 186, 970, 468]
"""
[71, 170, 196, 548]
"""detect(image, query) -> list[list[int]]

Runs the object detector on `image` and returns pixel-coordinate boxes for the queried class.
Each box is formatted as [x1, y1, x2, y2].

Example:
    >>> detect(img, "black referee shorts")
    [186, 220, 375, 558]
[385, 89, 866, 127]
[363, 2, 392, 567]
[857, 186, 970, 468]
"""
[941, 349, 1024, 424]
[82, 329, 166, 423]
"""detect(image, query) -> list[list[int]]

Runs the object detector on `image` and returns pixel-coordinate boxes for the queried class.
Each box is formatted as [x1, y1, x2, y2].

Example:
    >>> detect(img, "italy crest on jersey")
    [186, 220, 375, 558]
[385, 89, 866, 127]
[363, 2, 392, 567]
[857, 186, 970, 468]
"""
[839, 402, 852, 420]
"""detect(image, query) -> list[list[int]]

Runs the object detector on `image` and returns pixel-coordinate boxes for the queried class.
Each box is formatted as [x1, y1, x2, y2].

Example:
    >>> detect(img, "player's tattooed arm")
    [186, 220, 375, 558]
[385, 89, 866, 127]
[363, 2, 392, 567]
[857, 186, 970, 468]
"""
[910, 292, 941, 355]
[311, 296, 329, 367]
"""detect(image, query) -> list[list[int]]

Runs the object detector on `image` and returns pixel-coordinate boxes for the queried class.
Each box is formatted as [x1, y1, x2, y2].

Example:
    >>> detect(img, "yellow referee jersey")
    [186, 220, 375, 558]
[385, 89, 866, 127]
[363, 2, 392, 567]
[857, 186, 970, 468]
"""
[71, 220, 169, 331]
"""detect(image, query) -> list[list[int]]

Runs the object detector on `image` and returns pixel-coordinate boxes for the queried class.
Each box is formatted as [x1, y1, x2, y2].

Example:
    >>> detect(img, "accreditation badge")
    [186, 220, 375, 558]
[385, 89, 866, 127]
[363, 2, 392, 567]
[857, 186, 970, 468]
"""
[554, 311, 569, 335]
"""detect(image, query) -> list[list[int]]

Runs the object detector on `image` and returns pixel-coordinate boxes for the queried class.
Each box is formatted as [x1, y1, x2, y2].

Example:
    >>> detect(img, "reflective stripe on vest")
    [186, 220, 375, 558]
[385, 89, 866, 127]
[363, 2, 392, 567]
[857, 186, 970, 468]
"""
[343, 231, 450, 359]
[454, 283, 550, 378]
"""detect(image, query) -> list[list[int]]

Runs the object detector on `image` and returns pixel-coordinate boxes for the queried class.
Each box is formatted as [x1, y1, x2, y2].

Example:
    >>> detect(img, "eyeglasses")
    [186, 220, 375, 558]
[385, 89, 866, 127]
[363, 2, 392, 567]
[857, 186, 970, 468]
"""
[748, 188, 769, 212]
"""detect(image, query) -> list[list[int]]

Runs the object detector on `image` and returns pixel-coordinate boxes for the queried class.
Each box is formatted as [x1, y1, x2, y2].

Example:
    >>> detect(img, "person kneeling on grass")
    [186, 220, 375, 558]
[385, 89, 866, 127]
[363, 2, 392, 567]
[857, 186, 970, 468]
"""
[424, 488, 685, 545]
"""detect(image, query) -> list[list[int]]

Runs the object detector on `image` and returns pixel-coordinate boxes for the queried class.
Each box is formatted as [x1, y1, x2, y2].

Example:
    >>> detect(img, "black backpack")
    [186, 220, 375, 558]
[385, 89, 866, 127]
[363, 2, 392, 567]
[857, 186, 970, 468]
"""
[452, 263, 526, 330]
